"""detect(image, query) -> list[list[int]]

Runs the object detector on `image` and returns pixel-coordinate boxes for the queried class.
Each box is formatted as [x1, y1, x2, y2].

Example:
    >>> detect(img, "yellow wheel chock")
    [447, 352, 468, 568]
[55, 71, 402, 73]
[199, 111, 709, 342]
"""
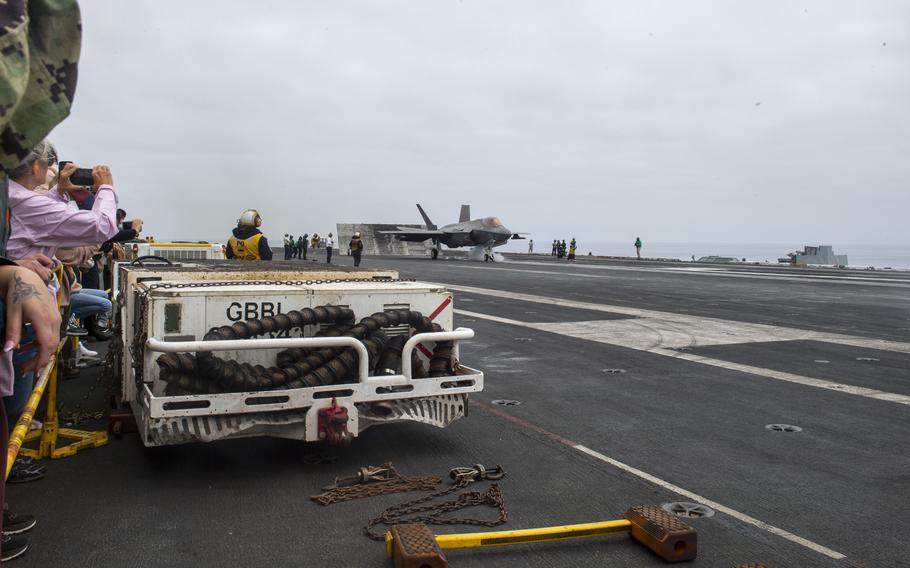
[386, 505, 697, 567]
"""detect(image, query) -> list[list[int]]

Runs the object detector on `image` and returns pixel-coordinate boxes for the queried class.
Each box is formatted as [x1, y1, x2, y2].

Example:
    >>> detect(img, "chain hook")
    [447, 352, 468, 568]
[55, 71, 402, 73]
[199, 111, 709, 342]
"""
[449, 463, 506, 484]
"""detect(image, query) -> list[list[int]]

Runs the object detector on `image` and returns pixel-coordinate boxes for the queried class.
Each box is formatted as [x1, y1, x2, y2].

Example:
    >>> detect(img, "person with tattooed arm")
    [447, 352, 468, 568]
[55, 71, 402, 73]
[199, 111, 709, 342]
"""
[0, 267, 61, 376]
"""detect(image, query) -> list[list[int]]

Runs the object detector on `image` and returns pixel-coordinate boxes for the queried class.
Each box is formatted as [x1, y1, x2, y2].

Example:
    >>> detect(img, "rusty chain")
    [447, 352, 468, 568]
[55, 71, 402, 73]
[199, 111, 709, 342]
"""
[59, 318, 123, 426]
[310, 463, 441, 506]
[140, 277, 413, 293]
[310, 462, 507, 541]
[313, 475, 443, 506]
[364, 478, 507, 541]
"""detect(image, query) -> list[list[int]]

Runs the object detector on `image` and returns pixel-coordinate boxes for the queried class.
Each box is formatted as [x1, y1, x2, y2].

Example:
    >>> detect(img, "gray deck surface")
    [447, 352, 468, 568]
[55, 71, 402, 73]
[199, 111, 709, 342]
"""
[9, 253, 908, 568]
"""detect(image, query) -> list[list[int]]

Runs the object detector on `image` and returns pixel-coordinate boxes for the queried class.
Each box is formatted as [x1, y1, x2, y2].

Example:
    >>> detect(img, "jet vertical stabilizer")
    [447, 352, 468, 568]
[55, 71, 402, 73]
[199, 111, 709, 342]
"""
[416, 204, 437, 230]
[459, 205, 471, 223]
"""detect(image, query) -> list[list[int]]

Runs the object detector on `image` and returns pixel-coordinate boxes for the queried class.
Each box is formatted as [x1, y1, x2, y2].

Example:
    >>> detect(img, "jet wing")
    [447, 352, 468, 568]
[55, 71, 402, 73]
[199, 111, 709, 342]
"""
[378, 229, 446, 242]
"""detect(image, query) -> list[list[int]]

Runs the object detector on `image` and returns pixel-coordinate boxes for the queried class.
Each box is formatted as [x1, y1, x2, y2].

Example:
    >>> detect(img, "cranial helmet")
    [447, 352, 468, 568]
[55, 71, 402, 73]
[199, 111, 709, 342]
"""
[238, 209, 262, 227]
[354, 232, 361, 237]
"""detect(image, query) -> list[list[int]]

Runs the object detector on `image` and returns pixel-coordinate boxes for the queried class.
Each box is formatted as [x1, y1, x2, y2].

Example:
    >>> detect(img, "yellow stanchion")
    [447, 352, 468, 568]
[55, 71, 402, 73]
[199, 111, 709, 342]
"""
[6, 346, 55, 479]
[7, 339, 108, 473]
[6, 267, 110, 477]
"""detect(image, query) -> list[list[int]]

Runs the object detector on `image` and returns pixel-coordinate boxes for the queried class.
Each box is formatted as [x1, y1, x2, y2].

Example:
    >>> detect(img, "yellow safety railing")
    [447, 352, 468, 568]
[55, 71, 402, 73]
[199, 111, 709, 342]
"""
[5, 340, 62, 479]
[5, 266, 111, 477]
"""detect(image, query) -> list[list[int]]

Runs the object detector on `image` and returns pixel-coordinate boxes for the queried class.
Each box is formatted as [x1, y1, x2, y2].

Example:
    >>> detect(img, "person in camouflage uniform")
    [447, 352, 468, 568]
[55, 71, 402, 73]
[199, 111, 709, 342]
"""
[1, 0, 82, 559]
[2, 0, 82, 238]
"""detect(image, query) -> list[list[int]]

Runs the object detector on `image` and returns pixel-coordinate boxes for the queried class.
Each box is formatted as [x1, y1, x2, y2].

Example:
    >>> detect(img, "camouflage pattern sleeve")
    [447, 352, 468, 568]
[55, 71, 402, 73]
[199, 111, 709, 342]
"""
[1, 0, 82, 171]
[1, 0, 81, 255]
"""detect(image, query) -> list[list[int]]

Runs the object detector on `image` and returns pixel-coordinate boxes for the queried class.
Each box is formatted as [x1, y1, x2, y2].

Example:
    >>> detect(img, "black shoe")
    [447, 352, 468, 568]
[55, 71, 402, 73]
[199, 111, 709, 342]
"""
[6, 459, 45, 484]
[11, 456, 45, 475]
[66, 322, 88, 337]
[2, 509, 36, 536]
[84, 318, 113, 341]
[90, 327, 113, 341]
[0, 534, 28, 562]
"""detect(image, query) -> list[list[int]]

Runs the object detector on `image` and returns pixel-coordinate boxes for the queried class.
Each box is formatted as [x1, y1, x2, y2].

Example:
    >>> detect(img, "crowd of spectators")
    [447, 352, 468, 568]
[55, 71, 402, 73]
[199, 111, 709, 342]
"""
[0, 0, 142, 560]
[0, 139, 143, 560]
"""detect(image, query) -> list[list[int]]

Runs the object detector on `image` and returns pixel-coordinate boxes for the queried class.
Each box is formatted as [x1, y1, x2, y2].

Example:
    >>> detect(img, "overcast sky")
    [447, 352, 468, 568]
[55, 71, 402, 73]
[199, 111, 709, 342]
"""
[51, 1, 909, 247]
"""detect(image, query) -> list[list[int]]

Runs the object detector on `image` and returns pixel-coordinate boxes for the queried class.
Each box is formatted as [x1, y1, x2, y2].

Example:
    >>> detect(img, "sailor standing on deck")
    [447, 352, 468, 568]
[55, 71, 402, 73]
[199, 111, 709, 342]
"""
[634, 237, 642, 260]
[349, 232, 364, 267]
[325, 232, 335, 264]
[226, 209, 273, 261]
[311, 233, 320, 257]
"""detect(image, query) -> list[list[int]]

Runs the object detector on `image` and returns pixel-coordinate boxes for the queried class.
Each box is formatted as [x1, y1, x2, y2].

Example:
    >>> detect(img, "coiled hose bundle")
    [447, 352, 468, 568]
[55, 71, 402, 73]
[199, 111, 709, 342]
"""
[157, 306, 455, 395]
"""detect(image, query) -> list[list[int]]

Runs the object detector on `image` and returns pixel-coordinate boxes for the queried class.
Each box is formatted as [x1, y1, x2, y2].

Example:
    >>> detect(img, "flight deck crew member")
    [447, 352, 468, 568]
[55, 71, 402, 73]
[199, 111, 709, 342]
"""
[283, 234, 291, 260]
[325, 232, 335, 264]
[226, 209, 273, 260]
[300, 234, 308, 260]
[349, 232, 364, 267]
[634, 237, 642, 260]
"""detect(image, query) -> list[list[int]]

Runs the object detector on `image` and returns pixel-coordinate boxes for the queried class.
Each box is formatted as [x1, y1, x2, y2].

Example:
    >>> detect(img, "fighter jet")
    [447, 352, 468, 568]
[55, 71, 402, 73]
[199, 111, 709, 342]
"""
[380, 204, 525, 260]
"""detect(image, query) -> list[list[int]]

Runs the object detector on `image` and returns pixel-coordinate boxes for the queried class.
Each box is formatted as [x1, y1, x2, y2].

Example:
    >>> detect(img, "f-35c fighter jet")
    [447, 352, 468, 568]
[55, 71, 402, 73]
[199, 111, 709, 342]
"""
[380, 204, 526, 260]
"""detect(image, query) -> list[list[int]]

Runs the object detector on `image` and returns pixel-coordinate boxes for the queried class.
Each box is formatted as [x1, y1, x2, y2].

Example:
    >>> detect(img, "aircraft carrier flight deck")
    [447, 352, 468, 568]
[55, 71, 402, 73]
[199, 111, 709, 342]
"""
[11, 253, 909, 568]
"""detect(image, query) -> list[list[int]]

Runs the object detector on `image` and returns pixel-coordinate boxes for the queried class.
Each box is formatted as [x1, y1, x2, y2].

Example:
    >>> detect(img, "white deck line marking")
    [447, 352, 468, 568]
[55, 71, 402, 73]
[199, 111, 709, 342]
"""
[572, 445, 847, 560]
[448, 284, 910, 354]
[454, 308, 910, 405]
[666, 351, 910, 405]
[505, 259, 910, 284]
[452, 263, 910, 288]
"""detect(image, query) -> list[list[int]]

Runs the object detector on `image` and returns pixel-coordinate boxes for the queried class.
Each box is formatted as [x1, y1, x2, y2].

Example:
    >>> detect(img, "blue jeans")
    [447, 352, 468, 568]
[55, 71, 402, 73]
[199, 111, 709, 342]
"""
[70, 288, 111, 320]
[4, 326, 36, 432]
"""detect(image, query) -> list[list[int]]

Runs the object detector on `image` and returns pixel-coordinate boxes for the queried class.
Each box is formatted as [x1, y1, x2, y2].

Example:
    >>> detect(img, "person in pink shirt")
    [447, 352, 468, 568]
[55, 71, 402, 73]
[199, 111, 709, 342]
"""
[6, 140, 118, 340]
[6, 142, 119, 264]
[4, 142, 119, 488]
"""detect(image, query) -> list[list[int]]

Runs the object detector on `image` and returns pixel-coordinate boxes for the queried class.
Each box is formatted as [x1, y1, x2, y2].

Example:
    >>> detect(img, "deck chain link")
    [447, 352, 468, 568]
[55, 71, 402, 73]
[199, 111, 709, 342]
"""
[310, 462, 508, 540]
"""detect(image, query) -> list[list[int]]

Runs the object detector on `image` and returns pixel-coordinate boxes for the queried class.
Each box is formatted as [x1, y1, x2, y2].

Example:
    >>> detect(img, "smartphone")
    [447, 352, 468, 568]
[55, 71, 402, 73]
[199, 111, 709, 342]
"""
[58, 161, 94, 186]
[122, 221, 133, 231]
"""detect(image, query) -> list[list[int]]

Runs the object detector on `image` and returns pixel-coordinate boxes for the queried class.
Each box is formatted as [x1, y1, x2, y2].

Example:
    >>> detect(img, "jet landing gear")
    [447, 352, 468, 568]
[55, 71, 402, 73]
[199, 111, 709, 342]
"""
[483, 246, 494, 262]
[431, 248, 438, 260]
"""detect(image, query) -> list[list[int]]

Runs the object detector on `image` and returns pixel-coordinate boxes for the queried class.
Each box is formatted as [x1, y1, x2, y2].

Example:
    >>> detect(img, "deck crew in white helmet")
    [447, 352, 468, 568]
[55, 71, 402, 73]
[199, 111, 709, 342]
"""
[226, 209, 273, 260]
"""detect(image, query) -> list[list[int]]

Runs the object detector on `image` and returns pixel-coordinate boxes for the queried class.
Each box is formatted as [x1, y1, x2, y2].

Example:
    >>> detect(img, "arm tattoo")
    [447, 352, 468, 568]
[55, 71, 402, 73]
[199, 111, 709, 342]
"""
[12, 274, 40, 305]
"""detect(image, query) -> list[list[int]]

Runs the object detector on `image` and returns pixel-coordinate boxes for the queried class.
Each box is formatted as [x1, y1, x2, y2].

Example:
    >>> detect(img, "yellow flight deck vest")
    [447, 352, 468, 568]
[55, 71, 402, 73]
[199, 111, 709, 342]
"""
[228, 233, 263, 260]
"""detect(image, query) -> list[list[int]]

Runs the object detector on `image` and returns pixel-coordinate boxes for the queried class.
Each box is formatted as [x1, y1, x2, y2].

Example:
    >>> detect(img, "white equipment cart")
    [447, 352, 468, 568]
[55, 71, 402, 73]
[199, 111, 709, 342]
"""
[113, 262, 482, 447]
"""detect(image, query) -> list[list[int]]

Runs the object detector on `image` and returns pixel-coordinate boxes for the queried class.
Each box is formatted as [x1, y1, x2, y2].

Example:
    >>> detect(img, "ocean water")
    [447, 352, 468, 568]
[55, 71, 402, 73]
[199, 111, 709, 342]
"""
[506, 241, 910, 270]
